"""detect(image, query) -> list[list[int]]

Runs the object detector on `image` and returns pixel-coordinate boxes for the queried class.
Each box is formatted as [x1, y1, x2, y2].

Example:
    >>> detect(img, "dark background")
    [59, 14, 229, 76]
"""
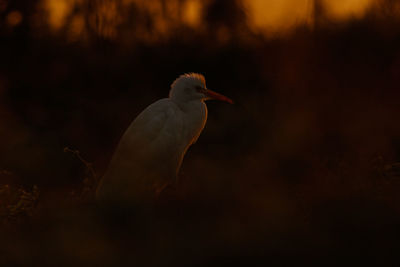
[1, 0, 400, 266]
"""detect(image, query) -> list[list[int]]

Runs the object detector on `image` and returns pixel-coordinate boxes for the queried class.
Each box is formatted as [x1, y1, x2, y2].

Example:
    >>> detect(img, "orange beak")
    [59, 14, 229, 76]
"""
[204, 89, 234, 104]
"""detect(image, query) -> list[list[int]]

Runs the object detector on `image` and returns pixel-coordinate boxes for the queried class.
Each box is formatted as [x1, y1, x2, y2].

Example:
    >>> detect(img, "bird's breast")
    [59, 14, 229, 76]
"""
[181, 101, 208, 146]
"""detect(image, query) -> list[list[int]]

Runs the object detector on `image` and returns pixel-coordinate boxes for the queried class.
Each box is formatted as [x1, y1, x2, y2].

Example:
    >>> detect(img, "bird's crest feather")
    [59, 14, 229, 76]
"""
[171, 73, 205, 89]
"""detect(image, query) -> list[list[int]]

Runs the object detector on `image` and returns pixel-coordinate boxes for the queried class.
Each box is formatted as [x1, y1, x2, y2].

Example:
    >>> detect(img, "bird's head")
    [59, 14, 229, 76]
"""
[169, 73, 233, 104]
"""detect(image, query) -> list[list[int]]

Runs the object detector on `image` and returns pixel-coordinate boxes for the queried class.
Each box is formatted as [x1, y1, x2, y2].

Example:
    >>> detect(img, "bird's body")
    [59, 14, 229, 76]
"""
[96, 73, 232, 205]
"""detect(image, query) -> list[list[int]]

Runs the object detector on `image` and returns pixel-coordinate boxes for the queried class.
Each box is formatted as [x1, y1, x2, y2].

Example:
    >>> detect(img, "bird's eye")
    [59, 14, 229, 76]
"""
[195, 86, 204, 92]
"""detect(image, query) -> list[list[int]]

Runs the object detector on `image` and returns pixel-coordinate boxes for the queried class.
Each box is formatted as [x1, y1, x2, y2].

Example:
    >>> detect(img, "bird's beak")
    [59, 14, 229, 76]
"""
[204, 89, 234, 104]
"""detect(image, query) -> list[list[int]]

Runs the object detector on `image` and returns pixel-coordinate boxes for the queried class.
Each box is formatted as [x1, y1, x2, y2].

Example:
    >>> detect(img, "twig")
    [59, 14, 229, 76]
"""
[64, 147, 97, 182]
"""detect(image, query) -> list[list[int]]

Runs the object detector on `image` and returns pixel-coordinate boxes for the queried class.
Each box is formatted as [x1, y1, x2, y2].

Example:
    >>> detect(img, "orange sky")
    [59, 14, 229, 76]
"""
[245, 0, 312, 33]
[246, 0, 376, 33]
[44, 0, 378, 37]
[322, 0, 375, 19]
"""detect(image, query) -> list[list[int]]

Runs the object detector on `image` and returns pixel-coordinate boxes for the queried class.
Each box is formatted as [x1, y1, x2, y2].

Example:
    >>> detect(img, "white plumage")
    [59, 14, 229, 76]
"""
[96, 73, 232, 205]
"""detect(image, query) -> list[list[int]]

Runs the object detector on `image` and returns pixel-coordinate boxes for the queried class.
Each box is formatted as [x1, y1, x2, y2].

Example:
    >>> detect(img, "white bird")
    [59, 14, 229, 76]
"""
[96, 73, 233, 205]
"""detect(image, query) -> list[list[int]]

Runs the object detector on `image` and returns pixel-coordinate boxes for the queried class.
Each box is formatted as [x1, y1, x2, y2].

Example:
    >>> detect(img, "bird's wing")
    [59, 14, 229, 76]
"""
[97, 99, 186, 202]
[103, 99, 185, 183]
[117, 98, 184, 158]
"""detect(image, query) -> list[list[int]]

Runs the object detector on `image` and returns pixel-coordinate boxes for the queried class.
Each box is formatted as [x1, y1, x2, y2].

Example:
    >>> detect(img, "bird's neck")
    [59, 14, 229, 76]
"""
[171, 98, 205, 112]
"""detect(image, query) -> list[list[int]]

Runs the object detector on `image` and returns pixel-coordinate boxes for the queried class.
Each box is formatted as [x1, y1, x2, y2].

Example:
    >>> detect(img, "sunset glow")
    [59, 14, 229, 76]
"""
[245, 0, 312, 33]
[6, 10, 23, 27]
[183, 0, 202, 27]
[45, 0, 71, 30]
[43, 0, 381, 37]
[323, 0, 375, 20]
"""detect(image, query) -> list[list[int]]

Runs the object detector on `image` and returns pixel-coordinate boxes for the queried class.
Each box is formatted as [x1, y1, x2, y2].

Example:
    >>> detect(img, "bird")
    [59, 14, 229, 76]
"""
[96, 73, 233, 206]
